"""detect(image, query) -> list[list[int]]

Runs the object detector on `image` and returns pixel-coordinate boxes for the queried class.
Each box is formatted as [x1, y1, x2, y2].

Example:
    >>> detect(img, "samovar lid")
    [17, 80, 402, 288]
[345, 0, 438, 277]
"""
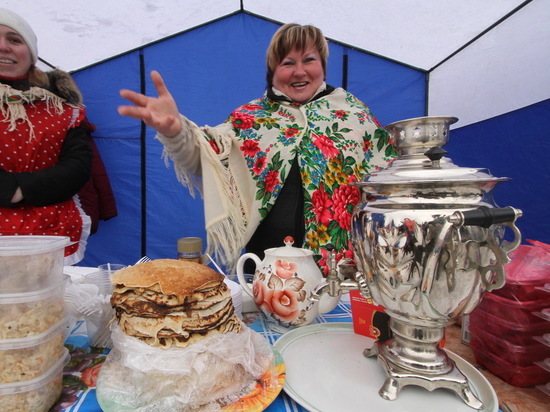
[357, 116, 509, 188]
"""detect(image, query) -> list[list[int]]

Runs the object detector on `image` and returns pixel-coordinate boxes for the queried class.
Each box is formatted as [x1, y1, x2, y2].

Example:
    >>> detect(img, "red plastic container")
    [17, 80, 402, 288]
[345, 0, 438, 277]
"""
[476, 291, 548, 325]
[468, 324, 550, 366]
[469, 306, 550, 346]
[470, 336, 550, 387]
[494, 244, 550, 301]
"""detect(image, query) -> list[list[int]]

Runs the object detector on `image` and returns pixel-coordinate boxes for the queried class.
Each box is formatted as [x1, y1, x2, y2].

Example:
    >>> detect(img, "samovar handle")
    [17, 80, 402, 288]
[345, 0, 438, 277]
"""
[448, 206, 521, 228]
[448, 206, 523, 291]
[448, 206, 523, 255]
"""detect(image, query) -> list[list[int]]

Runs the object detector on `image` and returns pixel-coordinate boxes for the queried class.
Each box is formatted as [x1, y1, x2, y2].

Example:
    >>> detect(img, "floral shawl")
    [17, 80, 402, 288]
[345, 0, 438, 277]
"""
[160, 86, 397, 273]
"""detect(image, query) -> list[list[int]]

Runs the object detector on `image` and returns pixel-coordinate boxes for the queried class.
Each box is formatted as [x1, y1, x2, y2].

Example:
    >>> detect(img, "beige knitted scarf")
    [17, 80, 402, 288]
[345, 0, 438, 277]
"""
[0, 83, 67, 140]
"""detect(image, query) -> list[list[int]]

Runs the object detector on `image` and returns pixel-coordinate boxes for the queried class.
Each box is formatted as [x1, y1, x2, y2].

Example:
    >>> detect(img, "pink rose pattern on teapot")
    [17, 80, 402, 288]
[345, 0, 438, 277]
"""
[253, 260, 310, 326]
[237, 236, 342, 331]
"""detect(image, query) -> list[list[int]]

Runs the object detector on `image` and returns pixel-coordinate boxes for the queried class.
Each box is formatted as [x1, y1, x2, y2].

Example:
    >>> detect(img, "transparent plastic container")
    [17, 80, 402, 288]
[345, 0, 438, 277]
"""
[0, 276, 68, 340]
[0, 319, 68, 384]
[0, 236, 70, 293]
[0, 348, 69, 412]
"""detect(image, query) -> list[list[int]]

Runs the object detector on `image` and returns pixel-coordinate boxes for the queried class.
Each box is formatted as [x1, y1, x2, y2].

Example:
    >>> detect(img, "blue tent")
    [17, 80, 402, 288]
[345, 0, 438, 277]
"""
[66, 10, 548, 267]
[71, 13, 425, 266]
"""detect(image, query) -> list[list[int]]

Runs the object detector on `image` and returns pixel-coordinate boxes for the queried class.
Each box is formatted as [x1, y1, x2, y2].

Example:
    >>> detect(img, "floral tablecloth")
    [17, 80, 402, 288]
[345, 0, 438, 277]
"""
[52, 298, 353, 412]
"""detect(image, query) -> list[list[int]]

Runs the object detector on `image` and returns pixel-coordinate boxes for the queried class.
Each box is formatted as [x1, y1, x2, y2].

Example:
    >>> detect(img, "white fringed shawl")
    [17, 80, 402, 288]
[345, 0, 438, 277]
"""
[0, 84, 67, 140]
[158, 87, 394, 274]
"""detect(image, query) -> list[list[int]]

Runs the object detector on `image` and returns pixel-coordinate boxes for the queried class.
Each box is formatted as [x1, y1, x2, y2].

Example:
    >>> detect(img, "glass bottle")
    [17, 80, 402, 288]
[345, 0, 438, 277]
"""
[177, 237, 202, 263]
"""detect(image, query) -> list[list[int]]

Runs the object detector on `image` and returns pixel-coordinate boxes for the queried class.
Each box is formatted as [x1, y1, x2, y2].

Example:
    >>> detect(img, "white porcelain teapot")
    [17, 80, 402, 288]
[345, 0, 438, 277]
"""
[236, 236, 341, 333]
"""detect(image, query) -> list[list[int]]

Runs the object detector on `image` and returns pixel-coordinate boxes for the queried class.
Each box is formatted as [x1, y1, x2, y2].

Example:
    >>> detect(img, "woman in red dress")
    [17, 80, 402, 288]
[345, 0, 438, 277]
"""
[0, 8, 92, 264]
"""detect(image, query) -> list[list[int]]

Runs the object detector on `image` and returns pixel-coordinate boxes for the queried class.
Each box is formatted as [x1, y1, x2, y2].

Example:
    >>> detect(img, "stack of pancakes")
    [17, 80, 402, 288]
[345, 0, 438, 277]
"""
[110, 259, 241, 348]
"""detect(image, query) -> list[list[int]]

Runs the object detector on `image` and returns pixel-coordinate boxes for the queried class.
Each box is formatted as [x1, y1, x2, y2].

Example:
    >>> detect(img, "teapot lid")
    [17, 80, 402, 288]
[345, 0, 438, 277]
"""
[265, 236, 313, 257]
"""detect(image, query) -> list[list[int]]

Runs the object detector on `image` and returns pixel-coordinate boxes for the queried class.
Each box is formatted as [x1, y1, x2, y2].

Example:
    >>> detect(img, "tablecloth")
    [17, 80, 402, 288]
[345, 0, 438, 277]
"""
[53, 298, 353, 412]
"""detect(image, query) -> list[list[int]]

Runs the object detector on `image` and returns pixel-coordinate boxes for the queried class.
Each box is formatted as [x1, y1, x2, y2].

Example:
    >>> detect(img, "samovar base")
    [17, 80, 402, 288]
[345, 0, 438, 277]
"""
[365, 341, 484, 410]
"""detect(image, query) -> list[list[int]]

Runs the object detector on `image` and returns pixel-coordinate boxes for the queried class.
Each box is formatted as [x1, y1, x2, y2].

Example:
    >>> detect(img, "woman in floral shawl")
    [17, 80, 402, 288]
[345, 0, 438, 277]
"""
[0, 8, 92, 264]
[118, 23, 397, 274]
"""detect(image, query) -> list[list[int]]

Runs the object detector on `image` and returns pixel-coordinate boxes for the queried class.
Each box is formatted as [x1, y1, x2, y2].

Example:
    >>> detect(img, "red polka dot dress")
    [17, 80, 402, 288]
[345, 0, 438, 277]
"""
[0, 82, 92, 264]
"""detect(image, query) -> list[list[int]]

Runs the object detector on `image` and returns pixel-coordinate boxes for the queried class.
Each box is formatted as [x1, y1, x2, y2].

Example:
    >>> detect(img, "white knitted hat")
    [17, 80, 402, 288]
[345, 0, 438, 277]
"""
[0, 8, 38, 64]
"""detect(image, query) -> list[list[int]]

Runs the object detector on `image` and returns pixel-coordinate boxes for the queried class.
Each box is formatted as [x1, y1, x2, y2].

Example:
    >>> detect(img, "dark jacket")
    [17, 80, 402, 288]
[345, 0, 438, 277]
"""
[77, 119, 118, 234]
[0, 70, 92, 207]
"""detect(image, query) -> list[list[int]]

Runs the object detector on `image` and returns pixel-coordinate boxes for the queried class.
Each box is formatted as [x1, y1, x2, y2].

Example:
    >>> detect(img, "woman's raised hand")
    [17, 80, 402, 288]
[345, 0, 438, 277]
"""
[118, 70, 182, 138]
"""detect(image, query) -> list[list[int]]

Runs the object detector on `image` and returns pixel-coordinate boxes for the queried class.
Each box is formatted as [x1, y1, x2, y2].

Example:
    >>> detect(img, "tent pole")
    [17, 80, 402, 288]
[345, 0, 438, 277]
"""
[342, 50, 348, 90]
[425, 71, 430, 116]
[139, 50, 147, 258]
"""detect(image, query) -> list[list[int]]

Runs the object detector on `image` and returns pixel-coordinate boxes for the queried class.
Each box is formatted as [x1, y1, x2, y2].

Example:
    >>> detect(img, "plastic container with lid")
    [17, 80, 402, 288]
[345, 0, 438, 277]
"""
[493, 243, 550, 301]
[476, 291, 548, 325]
[0, 276, 69, 340]
[0, 348, 69, 412]
[468, 323, 550, 366]
[0, 236, 70, 293]
[469, 305, 550, 345]
[533, 333, 550, 348]
[0, 319, 68, 384]
[470, 337, 550, 387]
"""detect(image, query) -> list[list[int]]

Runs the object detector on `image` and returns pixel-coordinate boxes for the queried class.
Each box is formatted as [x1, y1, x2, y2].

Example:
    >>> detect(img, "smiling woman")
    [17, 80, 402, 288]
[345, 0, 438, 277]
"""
[117, 23, 398, 275]
[0, 25, 33, 78]
[270, 47, 324, 104]
[267, 24, 328, 104]
[0, 8, 93, 265]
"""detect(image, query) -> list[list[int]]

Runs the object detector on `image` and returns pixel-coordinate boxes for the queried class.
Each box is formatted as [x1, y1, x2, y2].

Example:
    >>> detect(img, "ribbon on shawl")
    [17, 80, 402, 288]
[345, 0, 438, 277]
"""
[0, 83, 72, 140]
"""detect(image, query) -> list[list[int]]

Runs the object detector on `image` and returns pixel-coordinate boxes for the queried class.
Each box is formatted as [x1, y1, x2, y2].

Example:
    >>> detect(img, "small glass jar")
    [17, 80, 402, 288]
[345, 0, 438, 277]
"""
[177, 237, 202, 263]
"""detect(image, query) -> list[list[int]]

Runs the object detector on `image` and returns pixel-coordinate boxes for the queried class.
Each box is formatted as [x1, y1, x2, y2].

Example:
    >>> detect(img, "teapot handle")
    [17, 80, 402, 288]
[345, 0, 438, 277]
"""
[236, 253, 261, 299]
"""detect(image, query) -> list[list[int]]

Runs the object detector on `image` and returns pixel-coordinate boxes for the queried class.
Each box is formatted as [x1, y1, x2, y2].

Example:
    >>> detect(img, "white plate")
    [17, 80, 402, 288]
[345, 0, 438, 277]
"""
[274, 323, 497, 412]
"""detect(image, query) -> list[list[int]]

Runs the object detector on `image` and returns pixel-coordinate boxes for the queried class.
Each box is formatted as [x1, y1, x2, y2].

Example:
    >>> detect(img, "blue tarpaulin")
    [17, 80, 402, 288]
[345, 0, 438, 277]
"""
[71, 12, 547, 267]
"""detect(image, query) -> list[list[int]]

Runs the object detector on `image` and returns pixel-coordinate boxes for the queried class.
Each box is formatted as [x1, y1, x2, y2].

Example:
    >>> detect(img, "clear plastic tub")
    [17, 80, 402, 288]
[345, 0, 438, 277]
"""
[0, 319, 68, 384]
[0, 276, 68, 340]
[0, 236, 70, 293]
[0, 348, 69, 412]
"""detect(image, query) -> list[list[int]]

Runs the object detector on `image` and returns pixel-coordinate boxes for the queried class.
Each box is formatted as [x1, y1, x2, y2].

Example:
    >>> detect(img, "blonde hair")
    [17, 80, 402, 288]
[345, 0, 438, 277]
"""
[266, 23, 329, 87]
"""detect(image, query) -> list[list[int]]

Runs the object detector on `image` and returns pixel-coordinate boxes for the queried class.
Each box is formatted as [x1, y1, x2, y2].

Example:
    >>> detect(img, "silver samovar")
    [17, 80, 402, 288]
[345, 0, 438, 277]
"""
[316, 116, 522, 409]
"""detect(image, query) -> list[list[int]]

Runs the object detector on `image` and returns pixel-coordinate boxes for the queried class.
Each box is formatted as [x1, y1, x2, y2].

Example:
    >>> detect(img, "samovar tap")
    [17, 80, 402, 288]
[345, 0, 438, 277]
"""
[311, 245, 369, 301]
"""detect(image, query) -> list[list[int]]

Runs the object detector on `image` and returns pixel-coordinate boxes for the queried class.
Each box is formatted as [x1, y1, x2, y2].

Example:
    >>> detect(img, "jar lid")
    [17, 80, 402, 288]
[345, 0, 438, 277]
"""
[177, 237, 202, 253]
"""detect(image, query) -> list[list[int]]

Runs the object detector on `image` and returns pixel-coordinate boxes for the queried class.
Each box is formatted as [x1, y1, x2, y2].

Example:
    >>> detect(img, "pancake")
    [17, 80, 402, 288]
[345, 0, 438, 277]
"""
[110, 259, 242, 348]
[99, 259, 275, 411]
